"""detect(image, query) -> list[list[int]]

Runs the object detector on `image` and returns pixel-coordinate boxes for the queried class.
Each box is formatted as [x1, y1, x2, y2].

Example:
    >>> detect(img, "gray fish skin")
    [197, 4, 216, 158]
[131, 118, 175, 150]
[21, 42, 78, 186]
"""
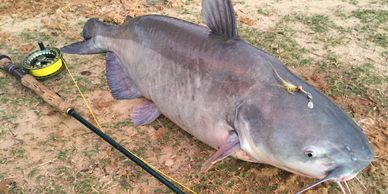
[62, 1, 373, 184]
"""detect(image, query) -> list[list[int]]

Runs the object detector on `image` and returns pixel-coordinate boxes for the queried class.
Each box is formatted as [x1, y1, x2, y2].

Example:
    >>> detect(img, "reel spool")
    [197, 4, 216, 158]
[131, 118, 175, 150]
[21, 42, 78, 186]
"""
[22, 42, 64, 79]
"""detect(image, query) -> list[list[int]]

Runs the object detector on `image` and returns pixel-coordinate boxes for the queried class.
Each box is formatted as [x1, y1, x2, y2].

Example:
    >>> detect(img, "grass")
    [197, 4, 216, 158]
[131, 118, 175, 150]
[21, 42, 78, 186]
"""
[178, 7, 191, 14]
[297, 14, 334, 33]
[370, 33, 387, 48]
[328, 183, 340, 193]
[334, 7, 347, 18]
[0, 128, 7, 138]
[146, 0, 168, 6]
[19, 31, 57, 45]
[256, 184, 278, 192]
[382, 50, 388, 58]
[347, 0, 359, 5]
[108, 120, 133, 129]
[57, 150, 68, 161]
[0, 153, 8, 165]
[10, 147, 26, 159]
[0, 1, 12, 10]
[351, 9, 388, 25]
[318, 52, 388, 100]
[27, 167, 38, 178]
[240, 18, 311, 67]
[0, 76, 10, 87]
[318, 51, 342, 72]
[74, 174, 101, 193]
[351, 9, 388, 48]
[82, 146, 100, 160]
[327, 63, 387, 99]
[294, 13, 349, 47]
[257, 8, 272, 16]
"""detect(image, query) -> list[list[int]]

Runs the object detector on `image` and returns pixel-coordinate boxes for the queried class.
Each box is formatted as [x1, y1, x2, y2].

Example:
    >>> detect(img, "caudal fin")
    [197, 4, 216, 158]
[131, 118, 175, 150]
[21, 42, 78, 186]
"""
[61, 18, 108, 54]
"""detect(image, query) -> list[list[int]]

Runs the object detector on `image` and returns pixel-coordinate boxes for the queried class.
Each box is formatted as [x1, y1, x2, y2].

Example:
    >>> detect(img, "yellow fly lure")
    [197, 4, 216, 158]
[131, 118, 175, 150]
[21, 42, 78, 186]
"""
[273, 69, 314, 109]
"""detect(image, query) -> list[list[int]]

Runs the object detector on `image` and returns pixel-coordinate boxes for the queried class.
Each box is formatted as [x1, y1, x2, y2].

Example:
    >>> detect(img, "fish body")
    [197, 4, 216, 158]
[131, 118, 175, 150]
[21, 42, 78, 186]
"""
[62, 0, 373, 192]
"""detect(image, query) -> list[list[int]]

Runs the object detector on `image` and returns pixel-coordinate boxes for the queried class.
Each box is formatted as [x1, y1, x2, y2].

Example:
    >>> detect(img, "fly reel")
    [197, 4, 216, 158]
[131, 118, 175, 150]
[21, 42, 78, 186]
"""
[22, 42, 64, 79]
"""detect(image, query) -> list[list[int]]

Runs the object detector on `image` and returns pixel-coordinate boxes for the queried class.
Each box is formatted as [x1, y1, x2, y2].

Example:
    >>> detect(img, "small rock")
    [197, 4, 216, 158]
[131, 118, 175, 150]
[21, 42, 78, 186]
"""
[80, 70, 92, 76]
[155, 127, 166, 140]
[0, 179, 16, 193]
[64, 30, 80, 40]
[165, 159, 174, 166]
[310, 73, 328, 91]
[240, 17, 255, 26]
[167, 0, 184, 8]
[101, 11, 124, 24]
[19, 43, 35, 54]
[47, 110, 57, 116]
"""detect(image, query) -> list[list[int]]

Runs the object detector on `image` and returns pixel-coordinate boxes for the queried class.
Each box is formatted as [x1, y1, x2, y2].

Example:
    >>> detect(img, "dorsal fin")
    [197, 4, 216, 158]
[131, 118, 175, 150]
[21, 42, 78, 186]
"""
[202, 0, 238, 39]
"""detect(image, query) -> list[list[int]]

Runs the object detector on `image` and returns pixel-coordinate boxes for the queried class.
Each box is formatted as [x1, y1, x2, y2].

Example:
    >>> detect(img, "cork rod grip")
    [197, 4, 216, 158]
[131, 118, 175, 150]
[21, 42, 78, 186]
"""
[21, 74, 71, 113]
[0, 55, 71, 113]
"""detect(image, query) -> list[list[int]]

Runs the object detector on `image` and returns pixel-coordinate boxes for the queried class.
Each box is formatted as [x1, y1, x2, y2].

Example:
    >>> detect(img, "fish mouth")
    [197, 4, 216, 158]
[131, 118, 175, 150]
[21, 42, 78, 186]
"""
[335, 172, 358, 182]
[296, 162, 370, 194]
[295, 166, 344, 194]
[296, 142, 373, 194]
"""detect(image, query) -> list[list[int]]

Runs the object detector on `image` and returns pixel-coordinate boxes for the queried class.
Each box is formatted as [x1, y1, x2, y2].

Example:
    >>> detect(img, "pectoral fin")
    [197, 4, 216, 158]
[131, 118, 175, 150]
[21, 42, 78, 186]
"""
[201, 131, 240, 171]
[61, 38, 103, 54]
[106, 52, 142, 99]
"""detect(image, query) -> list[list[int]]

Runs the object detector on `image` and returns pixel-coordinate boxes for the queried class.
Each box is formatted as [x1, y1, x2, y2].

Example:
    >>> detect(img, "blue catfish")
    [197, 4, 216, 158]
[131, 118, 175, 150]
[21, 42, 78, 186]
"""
[62, 0, 373, 192]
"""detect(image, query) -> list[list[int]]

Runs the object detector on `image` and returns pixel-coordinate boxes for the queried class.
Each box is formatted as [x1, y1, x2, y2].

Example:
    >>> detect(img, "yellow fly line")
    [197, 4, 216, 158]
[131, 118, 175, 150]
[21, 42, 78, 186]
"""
[61, 57, 197, 194]
[29, 57, 63, 77]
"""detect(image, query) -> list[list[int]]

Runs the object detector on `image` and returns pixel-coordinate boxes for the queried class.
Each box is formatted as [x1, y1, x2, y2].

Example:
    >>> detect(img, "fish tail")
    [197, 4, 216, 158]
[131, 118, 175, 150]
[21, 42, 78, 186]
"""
[61, 18, 111, 54]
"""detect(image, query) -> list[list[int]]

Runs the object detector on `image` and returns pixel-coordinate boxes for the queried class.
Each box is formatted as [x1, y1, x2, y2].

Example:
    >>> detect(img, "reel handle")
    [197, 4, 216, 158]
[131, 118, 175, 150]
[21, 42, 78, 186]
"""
[0, 55, 71, 113]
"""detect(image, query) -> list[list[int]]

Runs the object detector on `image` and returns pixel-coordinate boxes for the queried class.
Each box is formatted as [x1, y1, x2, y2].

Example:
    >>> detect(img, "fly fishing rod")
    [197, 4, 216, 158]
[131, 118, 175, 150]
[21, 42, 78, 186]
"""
[0, 54, 185, 194]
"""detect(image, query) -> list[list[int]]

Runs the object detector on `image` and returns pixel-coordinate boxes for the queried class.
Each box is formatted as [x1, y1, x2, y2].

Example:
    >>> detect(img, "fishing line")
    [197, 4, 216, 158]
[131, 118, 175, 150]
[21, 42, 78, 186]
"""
[61, 56, 197, 194]
[61, 57, 104, 132]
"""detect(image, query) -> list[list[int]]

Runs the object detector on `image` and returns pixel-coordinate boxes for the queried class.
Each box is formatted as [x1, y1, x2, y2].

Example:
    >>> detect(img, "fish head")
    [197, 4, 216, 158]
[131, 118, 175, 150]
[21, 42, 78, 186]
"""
[233, 84, 374, 182]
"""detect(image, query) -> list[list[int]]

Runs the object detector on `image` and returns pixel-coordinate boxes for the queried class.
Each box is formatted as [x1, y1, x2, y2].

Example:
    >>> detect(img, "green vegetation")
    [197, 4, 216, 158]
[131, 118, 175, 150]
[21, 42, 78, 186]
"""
[328, 63, 387, 99]
[257, 8, 272, 16]
[318, 52, 342, 72]
[298, 14, 335, 33]
[27, 167, 38, 178]
[10, 147, 26, 159]
[370, 33, 387, 48]
[240, 21, 311, 67]
[57, 150, 68, 161]
[19, 31, 56, 45]
[352, 9, 388, 25]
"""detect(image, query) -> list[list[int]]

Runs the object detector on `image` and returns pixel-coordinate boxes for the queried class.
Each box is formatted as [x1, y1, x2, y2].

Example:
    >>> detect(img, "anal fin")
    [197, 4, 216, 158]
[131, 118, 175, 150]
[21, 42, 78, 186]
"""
[106, 52, 141, 99]
[131, 100, 161, 126]
[201, 131, 240, 171]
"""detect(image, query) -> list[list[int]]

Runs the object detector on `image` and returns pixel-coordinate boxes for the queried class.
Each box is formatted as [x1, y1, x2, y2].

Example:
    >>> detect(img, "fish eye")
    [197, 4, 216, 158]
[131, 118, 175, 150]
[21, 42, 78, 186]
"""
[304, 146, 317, 158]
[305, 150, 315, 158]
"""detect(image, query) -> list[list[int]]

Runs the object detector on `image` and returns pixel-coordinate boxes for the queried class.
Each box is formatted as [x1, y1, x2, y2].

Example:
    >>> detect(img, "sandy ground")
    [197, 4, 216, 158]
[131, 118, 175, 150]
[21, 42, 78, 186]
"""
[0, 0, 387, 193]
